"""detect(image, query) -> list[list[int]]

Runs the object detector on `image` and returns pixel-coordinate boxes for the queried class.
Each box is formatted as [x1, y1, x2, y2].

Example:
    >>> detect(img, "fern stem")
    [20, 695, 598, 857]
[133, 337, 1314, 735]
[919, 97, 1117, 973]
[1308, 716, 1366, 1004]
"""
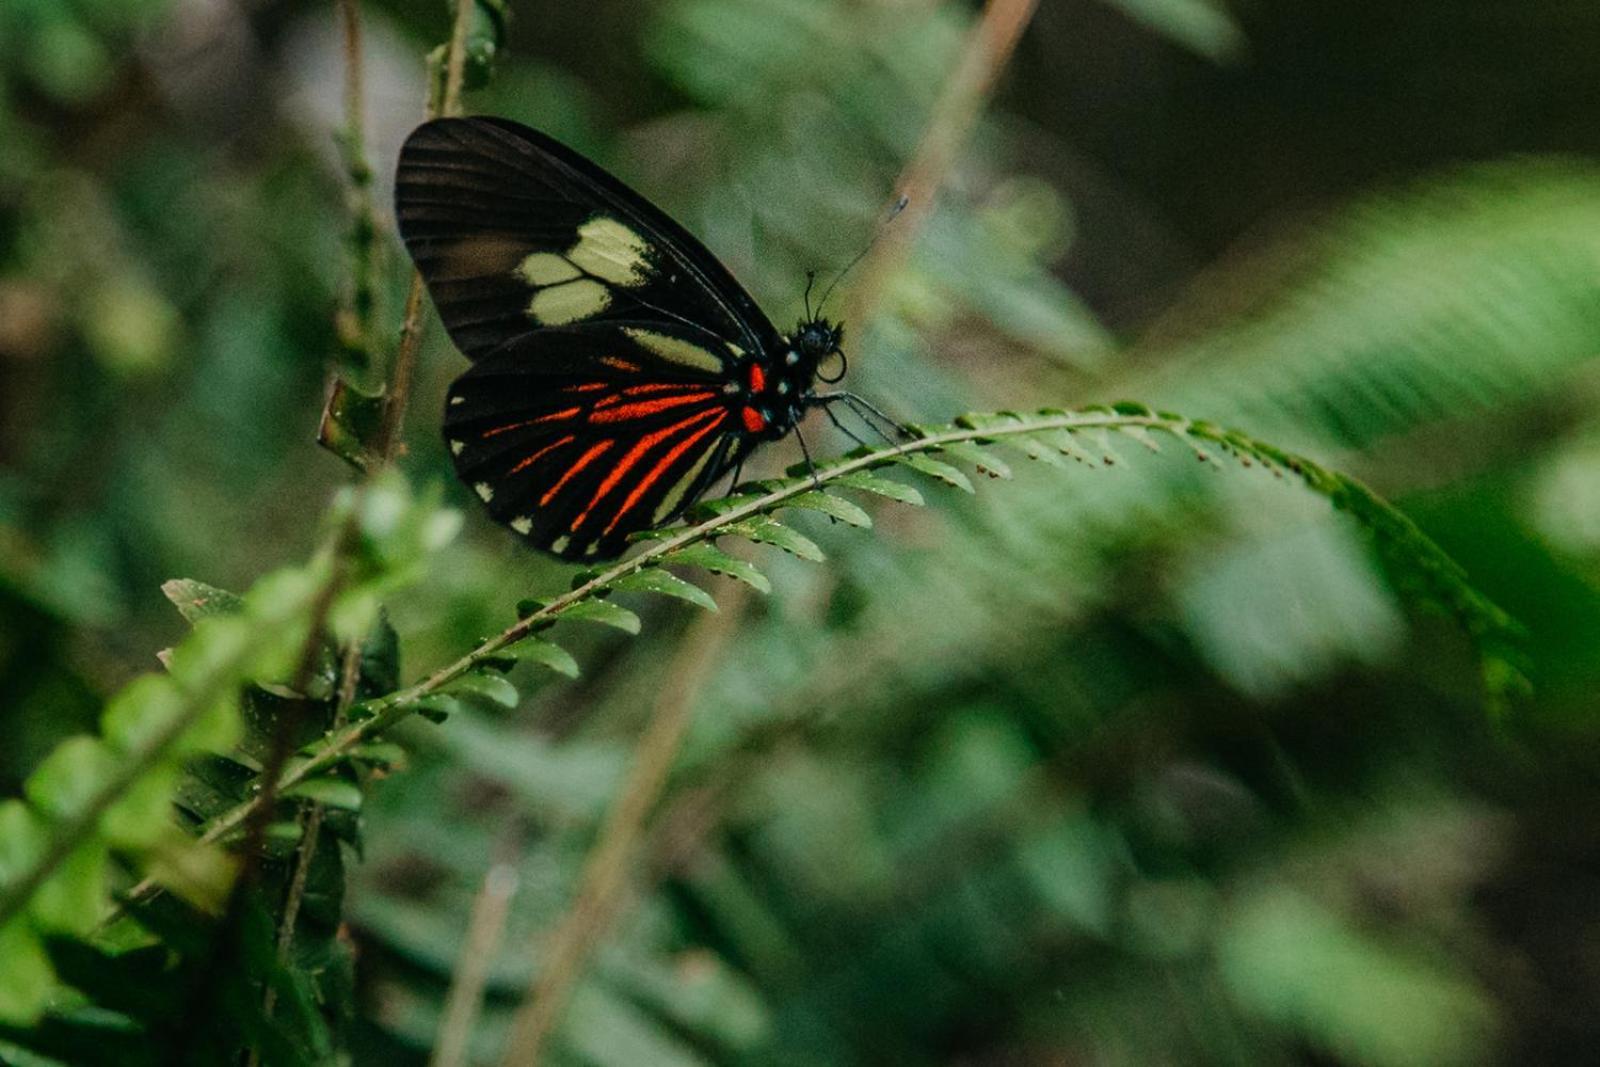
[116, 404, 1522, 913]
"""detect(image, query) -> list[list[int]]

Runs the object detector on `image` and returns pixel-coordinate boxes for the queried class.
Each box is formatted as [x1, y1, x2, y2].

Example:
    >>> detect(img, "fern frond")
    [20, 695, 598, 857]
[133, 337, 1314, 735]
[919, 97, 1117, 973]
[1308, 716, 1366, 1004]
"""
[1137, 161, 1600, 450]
[139, 405, 1520, 895]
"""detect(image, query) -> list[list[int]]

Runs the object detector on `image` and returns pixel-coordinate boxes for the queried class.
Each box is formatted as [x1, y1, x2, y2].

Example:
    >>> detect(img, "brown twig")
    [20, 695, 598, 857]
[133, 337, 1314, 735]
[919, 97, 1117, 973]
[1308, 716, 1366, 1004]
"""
[335, 0, 379, 372]
[497, 583, 749, 1066]
[843, 0, 1042, 333]
[376, 0, 478, 463]
[430, 837, 526, 1067]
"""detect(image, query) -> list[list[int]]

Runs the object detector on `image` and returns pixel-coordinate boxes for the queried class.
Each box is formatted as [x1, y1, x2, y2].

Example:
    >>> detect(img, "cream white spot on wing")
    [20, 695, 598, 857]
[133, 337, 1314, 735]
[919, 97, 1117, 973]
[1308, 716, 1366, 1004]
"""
[568, 217, 651, 287]
[474, 482, 494, 502]
[529, 279, 611, 325]
[622, 327, 724, 373]
[516, 252, 581, 286]
[549, 535, 571, 554]
[510, 516, 533, 535]
[449, 439, 465, 456]
[650, 442, 720, 524]
[449, 395, 465, 406]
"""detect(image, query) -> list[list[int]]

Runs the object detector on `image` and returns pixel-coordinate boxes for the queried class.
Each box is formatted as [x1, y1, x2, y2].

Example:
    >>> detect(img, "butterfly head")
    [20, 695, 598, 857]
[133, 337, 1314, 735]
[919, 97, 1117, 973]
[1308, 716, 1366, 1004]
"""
[791, 317, 847, 384]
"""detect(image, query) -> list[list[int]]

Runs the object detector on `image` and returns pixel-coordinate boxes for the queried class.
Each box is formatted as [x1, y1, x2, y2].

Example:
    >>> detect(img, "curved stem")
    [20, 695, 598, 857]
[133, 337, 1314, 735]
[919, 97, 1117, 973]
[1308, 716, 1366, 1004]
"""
[117, 402, 1523, 912]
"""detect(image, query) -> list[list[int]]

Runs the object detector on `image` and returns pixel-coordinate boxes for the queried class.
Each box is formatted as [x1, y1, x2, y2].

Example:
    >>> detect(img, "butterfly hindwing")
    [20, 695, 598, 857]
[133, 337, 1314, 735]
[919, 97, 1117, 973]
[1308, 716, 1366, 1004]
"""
[396, 117, 782, 361]
[445, 324, 752, 559]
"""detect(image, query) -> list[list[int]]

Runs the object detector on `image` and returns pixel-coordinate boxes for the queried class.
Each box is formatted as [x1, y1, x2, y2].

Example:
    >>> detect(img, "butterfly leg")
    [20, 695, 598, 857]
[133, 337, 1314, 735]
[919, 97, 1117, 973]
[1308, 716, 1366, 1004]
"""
[839, 391, 915, 440]
[819, 402, 875, 450]
[812, 392, 908, 446]
[792, 423, 823, 491]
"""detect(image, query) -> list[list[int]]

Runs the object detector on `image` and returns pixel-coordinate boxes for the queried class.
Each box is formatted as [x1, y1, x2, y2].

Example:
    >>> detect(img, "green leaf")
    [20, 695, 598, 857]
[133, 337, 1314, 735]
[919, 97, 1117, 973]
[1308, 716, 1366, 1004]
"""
[1041, 429, 1101, 465]
[954, 412, 1023, 434]
[282, 777, 363, 811]
[446, 672, 520, 709]
[665, 545, 772, 593]
[100, 674, 184, 754]
[943, 441, 1012, 479]
[1118, 424, 1163, 453]
[1001, 433, 1070, 467]
[1099, 0, 1245, 62]
[0, 921, 54, 1025]
[358, 611, 401, 697]
[895, 454, 975, 493]
[556, 600, 642, 634]
[506, 638, 581, 678]
[160, 579, 243, 624]
[31, 840, 110, 936]
[785, 492, 873, 528]
[835, 471, 925, 506]
[613, 568, 719, 611]
[716, 518, 826, 561]
[350, 741, 408, 770]
[410, 693, 465, 723]
[101, 761, 179, 849]
[1084, 426, 1125, 466]
[0, 802, 47, 888]
[24, 737, 116, 821]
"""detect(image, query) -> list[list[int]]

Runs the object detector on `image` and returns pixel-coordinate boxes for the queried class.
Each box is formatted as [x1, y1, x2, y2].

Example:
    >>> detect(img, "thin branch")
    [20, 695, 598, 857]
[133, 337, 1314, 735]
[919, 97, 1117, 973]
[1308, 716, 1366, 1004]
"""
[498, 584, 749, 1066]
[334, 0, 379, 372]
[844, 0, 1042, 332]
[441, 0, 475, 119]
[429, 838, 525, 1067]
[376, 0, 478, 463]
[259, 634, 364, 1033]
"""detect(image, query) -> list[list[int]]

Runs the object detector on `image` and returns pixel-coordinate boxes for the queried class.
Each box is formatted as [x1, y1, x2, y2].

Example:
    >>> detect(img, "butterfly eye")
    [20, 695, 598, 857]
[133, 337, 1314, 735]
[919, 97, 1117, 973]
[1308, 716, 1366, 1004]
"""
[816, 348, 848, 384]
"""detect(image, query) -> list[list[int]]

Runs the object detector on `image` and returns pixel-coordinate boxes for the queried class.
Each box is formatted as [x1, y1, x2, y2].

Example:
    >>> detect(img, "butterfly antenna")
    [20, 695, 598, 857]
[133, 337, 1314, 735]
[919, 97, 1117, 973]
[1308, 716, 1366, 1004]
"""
[802, 269, 817, 320]
[815, 193, 910, 317]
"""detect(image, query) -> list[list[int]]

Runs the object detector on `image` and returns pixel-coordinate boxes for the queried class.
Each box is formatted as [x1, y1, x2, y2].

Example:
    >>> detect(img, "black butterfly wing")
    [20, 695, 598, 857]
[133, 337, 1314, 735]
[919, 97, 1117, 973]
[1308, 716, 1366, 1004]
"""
[396, 116, 783, 360]
[445, 324, 757, 560]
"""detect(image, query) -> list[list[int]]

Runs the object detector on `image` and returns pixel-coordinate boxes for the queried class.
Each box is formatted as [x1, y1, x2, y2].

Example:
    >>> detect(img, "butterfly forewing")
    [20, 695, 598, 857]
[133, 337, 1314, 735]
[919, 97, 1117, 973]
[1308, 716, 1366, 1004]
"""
[396, 117, 786, 560]
[397, 117, 780, 359]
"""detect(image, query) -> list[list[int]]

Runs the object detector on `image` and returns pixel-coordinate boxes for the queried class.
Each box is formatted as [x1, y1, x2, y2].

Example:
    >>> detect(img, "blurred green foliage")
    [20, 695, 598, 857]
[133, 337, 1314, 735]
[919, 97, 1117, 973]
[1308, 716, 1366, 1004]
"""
[3, 0, 1600, 1064]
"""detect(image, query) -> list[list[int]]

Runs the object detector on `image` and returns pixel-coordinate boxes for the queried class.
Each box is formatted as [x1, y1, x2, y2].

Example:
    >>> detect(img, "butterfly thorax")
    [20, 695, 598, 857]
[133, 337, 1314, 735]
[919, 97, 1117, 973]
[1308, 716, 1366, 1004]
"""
[735, 317, 844, 440]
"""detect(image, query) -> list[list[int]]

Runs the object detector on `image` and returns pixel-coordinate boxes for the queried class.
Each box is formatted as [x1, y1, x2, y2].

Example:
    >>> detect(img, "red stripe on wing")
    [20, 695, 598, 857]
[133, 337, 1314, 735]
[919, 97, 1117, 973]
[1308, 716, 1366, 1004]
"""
[570, 407, 724, 533]
[589, 391, 718, 424]
[508, 434, 576, 475]
[602, 412, 729, 534]
[619, 382, 713, 397]
[482, 407, 582, 438]
[539, 439, 613, 506]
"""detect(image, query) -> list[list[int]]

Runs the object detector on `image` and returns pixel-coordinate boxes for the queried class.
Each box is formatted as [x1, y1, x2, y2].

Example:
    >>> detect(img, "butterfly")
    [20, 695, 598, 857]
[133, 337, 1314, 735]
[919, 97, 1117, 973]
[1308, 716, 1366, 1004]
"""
[395, 116, 901, 561]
